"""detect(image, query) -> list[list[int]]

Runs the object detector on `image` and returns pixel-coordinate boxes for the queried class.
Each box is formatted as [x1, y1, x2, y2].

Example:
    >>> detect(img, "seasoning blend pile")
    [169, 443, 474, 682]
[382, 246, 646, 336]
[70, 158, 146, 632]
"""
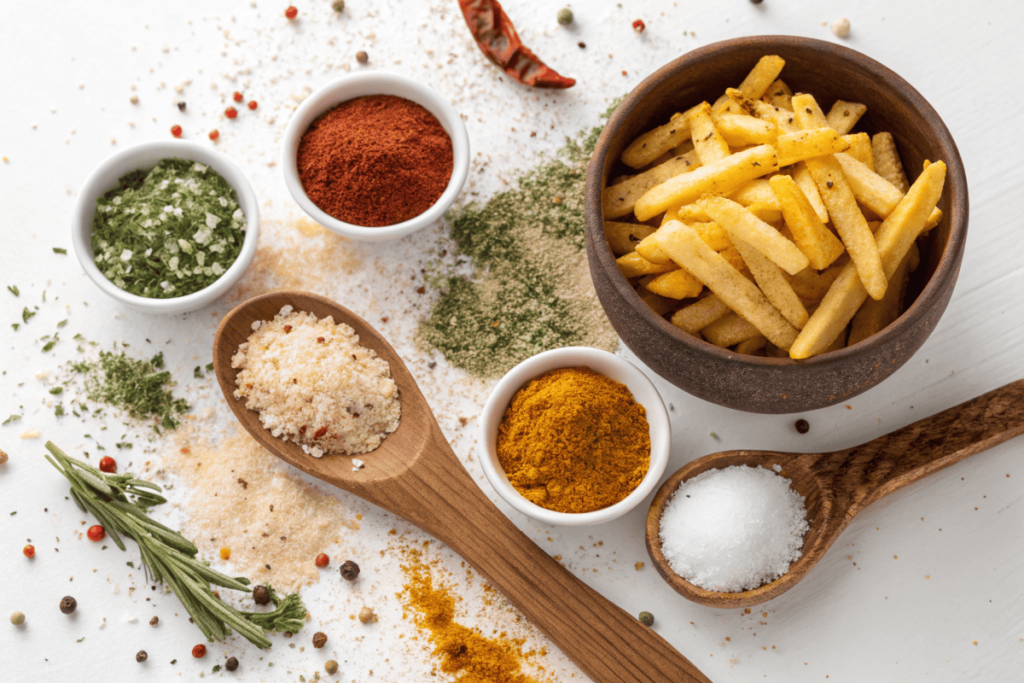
[496, 367, 650, 513]
[297, 95, 453, 227]
[659, 465, 809, 592]
[232, 305, 401, 457]
[92, 159, 246, 298]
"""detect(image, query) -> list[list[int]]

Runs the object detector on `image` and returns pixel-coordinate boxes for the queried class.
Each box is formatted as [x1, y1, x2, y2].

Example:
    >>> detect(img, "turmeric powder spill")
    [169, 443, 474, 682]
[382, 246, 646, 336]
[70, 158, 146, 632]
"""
[400, 546, 547, 683]
[496, 367, 650, 513]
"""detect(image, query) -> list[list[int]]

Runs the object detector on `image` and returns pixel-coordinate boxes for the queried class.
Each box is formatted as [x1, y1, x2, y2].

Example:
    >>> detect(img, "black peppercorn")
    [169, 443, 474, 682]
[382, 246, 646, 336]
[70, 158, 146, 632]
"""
[177, 101, 187, 112]
[356, 51, 368, 64]
[225, 657, 239, 672]
[313, 631, 328, 648]
[638, 611, 654, 627]
[795, 419, 810, 434]
[339, 560, 360, 581]
[59, 596, 77, 614]
[136, 650, 148, 663]
[252, 584, 270, 605]
[150, 616, 159, 626]
[750, 0, 764, 4]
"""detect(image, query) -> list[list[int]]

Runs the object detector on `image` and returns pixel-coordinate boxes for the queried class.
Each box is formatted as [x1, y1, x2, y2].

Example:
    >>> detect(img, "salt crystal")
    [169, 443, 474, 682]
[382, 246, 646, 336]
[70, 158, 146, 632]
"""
[124, 614, 138, 623]
[352, 459, 365, 471]
[659, 465, 809, 593]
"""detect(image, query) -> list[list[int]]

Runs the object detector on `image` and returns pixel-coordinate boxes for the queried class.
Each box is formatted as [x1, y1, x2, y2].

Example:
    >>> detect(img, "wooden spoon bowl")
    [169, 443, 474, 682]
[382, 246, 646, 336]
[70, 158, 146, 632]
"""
[214, 291, 712, 683]
[645, 380, 1024, 609]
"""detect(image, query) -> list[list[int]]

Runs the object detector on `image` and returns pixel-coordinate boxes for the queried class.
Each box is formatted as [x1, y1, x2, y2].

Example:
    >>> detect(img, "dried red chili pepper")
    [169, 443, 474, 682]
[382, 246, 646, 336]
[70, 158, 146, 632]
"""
[458, 0, 574, 89]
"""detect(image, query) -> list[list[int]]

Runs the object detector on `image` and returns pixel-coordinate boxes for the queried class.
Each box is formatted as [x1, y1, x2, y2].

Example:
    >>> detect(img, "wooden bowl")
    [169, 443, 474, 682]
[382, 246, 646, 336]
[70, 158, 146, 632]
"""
[584, 36, 968, 413]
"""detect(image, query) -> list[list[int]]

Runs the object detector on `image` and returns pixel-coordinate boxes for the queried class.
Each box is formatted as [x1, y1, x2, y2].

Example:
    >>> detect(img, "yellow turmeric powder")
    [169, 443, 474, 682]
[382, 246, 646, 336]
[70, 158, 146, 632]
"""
[496, 367, 650, 513]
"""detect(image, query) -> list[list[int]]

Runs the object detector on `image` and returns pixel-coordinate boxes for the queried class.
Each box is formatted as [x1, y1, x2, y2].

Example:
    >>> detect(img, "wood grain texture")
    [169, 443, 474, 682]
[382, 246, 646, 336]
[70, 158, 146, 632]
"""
[645, 378, 1024, 608]
[213, 291, 711, 683]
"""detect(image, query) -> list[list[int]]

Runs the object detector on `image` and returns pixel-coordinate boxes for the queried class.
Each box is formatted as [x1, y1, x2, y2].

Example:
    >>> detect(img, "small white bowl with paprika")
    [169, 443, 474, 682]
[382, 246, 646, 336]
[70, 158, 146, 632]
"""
[281, 73, 470, 243]
[479, 347, 671, 527]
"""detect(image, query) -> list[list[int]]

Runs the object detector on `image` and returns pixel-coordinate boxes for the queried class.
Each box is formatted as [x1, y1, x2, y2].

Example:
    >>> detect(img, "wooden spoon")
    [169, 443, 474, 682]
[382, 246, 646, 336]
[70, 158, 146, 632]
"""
[646, 379, 1024, 609]
[213, 291, 711, 683]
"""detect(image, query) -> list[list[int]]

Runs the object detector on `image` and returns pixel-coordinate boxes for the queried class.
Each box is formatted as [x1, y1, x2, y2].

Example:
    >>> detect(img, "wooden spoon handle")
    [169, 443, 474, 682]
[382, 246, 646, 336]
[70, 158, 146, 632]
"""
[400, 435, 711, 683]
[829, 378, 1024, 512]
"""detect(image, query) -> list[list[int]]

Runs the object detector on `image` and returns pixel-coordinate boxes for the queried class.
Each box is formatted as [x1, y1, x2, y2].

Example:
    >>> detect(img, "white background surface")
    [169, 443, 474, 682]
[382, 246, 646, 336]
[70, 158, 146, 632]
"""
[2, 0, 1024, 681]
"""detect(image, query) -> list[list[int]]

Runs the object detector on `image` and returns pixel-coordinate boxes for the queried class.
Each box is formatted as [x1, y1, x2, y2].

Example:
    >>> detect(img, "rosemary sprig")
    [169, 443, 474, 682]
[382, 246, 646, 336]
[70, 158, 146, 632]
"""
[45, 442, 306, 647]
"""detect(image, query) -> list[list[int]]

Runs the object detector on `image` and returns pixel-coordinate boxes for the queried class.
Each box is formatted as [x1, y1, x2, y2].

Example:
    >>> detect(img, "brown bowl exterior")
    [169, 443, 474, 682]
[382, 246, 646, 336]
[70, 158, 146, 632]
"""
[584, 36, 968, 414]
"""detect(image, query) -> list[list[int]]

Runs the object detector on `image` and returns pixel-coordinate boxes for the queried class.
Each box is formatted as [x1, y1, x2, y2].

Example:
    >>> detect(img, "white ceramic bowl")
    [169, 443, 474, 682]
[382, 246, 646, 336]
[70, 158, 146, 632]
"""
[479, 347, 671, 527]
[71, 140, 260, 315]
[281, 72, 470, 242]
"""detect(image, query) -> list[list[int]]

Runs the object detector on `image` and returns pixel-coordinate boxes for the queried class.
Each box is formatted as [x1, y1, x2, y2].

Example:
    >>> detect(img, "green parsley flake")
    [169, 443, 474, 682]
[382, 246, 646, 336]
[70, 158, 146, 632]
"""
[70, 350, 189, 429]
[7, 285, 19, 296]
[53, 247, 67, 254]
[91, 158, 246, 299]
[3, 414, 21, 425]
[22, 307, 35, 323]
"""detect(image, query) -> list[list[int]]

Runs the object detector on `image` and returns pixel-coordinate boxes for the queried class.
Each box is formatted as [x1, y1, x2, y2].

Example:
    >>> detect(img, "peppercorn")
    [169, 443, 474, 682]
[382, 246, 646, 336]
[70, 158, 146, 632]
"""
[285, 5, 298, 19]
[356, 50, 368, 64]
[358, 606, 375, 624]
[150, 616, 159, 626]
[557, 8, 573, 25]
[248, 100, 258, 110]
[209, 129, 220, 141]
[225, 656, 239, 672]
[638, 611, 654, 627]
[136, 650, 148, 663]
[332, 0, 344, 11]
[252, 584, 270, 605]
[99, 456, 117, 473]
[750, 0, 764, 4]
[192, 644, 207, 658]
[225, 107, 238, 119]
[339, 560, 360, 581]
[312, 631, 327, 648]
[87, 525, 105, 542]
[325, 660, 339, 675]
[10, 611, 25, 626]
[315, 553, 330, 568]
[632, 19, 645, 33]
[795, 419, 810, 434]
[60, 596, 77, 614]
[578, 41, 586, 48]
[23, 544, 35, 558]
[233, 91, 243, 103]
[177, 101, 187, 112]
[170, 125, 183, 138]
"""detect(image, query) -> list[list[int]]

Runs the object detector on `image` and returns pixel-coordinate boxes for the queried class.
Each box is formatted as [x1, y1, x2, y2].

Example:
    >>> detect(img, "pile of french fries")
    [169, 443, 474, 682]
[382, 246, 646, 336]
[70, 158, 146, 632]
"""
[603, 55, 946, 359]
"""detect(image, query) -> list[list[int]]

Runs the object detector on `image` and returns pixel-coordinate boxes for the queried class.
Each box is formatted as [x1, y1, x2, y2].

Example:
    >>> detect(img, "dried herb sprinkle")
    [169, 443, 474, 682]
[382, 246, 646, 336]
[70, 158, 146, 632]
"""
[70, 350, 189, 429]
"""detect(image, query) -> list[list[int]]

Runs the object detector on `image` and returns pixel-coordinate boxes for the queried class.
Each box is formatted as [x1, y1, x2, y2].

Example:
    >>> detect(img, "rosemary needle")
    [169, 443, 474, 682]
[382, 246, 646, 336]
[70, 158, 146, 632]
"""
[44, 442, 306, 647]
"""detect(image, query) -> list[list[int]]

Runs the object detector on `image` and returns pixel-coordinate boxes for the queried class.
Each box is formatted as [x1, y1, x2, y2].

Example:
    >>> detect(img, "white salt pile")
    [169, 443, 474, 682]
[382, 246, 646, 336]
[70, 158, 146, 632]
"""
[659, 465, 809, 592]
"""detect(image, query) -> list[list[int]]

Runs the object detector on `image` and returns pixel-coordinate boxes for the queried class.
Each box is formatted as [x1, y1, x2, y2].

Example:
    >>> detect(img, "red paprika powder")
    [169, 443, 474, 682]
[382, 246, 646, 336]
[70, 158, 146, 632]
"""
[297, 95, 454, 227]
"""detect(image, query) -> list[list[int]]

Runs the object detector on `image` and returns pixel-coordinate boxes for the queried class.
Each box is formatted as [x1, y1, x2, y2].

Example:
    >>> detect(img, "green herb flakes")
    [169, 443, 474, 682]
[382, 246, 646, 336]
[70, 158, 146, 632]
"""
[57, 319, 68, 328]
[42, 334, 59, 353]
[7, 285, 19, 296]
[3, 414, 21, 425]
[91, 158, 246, 299]
[193, 365, 204, 379]
[69, 350, 189, 429]
[49, 387, 63, 395]
[205, 362, 214, 373]
[11, 323, 19, 331]
[55, 404, 65, 417]
[53, 247, 67, 254]
[22, 307, 35, 323]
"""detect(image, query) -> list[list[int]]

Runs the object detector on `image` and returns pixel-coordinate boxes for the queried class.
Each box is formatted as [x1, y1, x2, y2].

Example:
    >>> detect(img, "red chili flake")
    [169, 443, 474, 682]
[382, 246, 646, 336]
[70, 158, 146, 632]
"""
[299, 425, 307, 434]
[23, 544, 35, 558]
[283, 325, 292, 333]
[314, 426, 328, 439]
[285, 5, 298, 19]
[99, 456, 117, 474]
[208, 129, 220, 141]
[225, 107, 238, 119]
[87, 525, 105, 542]
[192, 644, 207, 659]
[632, 19, 645, 32]
[316, 337, 325, 343]
[181, 447, 190, 454]
[315, 553, 330, 568]
[170, 125, 183, 138]
[233, 91, 244, 103]
[248, 100, 258, 110]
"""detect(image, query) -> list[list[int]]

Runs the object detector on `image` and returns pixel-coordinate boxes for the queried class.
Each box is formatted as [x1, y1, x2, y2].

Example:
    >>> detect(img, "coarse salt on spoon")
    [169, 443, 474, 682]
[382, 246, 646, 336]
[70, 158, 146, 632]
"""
[646, 379, 1024, 609]
[213, 291, 711, 683]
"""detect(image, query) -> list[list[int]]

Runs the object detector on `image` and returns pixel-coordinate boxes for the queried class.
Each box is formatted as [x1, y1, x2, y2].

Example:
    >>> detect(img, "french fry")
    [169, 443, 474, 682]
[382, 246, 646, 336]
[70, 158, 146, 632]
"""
[747, 202, 783, 225]
[646, 269, 704, 300]
[636, 285, 678, 316]
[635, 230, 673, 265]
[718, 245, 750, 274]
[769, 174, 845, 270]
[824, 327, 848, 352]
[843, 133, 873, 169]
[871, 132, 910, 193]
[701, 312, 762, 347]
[655, 220, 799, 349]
[787, 258, 847, 303]
[690, 221, 732, 251]
[776, 127, 850, 167]
[922, 207, 943, 233]
[670, 294, 731, 334]
[673, 139, 696, 157]
[791, 163, 830, 222]
[835, 153, 944, 225]
[689, 102, 732, 165]
[713, 114, 779, 147]
[826, 100, 867, 134]
[729, 179, 782, 210]
[848, 247, 913, 346]
[675, 204, 711, 222]
[676, 202, 780, 225]
[791, 93, 829, 128]
[763, 78, 794, 110]
[699, 195, 809, 275]
[731, 234, 809, 329]
[616, 251, 676, 279]
[634, 144, 778, 221]
[604, 151, 702, 219]
[621, 107, 699, 169]
[736, 335, 768, 355]
[604, 221, 656, 256]
[908, 240, 921, 273]
[727, 88, 799, 132]
[790, 162, 946, 358]
[713, 55, 787, 115]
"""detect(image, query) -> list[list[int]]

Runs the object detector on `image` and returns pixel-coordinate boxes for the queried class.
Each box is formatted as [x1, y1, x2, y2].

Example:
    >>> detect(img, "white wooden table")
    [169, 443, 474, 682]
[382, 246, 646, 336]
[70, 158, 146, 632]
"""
[2, 1, 1022, 681]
